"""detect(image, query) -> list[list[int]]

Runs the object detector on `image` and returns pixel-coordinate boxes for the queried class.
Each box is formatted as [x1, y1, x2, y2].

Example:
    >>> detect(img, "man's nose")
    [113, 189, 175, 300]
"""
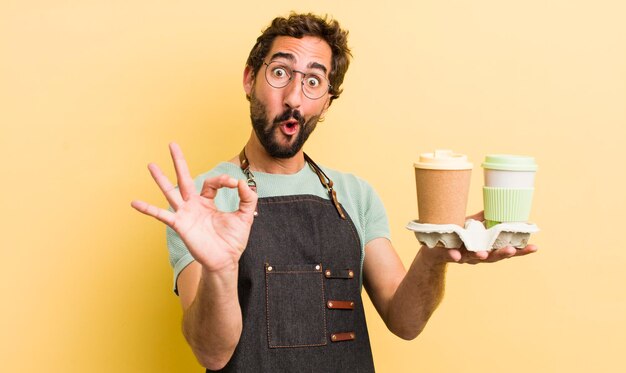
[282, 75, 304, 109]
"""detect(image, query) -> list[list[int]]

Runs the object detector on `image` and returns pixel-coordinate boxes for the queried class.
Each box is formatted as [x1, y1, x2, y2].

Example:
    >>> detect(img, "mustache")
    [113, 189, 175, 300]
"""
[274, 109, 305, 126]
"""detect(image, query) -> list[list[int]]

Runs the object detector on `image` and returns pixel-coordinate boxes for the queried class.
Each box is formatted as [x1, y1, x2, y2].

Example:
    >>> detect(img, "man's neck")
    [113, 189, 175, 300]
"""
[229, 136, 306, 175]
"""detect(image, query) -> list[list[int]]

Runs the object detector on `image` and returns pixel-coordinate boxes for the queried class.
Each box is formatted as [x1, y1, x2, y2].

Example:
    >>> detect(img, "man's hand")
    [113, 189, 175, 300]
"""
[131, 143, 258, 273]
[420, 243, 538, 266]
[419, 210, 539, 267]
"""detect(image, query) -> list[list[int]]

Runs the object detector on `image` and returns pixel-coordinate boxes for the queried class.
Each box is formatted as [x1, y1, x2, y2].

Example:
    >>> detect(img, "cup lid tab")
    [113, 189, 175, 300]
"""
[414, 149, 473, 170]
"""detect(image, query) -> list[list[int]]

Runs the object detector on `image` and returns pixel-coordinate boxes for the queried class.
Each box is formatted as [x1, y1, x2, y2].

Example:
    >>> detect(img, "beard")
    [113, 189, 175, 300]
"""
[249, 92, 321, 158]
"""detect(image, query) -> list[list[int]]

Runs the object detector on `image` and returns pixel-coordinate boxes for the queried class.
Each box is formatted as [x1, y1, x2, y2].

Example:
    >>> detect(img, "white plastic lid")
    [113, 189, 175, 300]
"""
[481, 154, 538, 171]
[414, 149, 473, 170]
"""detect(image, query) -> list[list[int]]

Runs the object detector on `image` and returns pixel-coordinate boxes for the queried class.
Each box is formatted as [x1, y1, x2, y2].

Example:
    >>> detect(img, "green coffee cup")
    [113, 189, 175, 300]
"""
[481, 155, 538, 228]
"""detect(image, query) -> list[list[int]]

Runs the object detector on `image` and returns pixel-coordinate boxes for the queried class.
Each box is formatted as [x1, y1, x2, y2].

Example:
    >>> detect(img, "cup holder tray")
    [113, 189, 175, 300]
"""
[406, 219, 539, 252]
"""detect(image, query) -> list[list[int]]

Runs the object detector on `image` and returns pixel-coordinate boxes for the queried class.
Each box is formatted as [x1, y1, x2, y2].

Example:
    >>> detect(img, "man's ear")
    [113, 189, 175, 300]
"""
[243, 65, 255, 97]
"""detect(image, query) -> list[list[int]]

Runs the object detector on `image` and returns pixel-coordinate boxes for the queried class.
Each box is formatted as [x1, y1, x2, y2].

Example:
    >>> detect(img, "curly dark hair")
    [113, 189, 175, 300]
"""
[246, 13, 352, 104]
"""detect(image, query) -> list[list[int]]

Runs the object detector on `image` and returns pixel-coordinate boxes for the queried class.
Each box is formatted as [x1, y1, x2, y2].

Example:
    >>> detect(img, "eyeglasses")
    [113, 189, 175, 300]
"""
[263, 61, 332, 100]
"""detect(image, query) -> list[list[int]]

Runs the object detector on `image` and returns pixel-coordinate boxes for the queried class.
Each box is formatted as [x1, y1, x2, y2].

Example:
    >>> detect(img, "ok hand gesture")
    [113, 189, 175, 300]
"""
[131, 143, 258, 272]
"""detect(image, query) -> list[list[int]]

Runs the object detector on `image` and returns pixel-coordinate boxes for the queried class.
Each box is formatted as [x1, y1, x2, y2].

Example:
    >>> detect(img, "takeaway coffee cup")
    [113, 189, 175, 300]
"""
[414, 150, 473, 227]
[481, 155, 538, 228]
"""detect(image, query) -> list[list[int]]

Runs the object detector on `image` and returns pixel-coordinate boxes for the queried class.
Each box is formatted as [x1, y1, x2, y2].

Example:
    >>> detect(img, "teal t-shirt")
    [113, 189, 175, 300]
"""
[166, 161, 390, 293]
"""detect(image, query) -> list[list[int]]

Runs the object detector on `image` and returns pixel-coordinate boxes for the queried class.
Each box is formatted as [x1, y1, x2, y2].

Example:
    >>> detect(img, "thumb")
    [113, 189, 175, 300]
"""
[466, 210, 484, 221]
[237, 180, 258, 216]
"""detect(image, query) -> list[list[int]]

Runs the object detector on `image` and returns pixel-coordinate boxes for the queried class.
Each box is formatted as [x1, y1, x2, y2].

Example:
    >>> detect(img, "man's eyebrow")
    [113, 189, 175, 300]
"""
[308, 62, 328, 75]
[269, 52, 329, 75]
[269, 52, 295, 62]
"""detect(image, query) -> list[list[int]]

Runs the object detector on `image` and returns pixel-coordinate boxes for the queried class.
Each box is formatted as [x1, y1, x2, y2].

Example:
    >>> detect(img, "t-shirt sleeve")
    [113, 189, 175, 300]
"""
[327, 169, 391, 247]
[360, 182, 391, 245]
[166, 226, 195, 295]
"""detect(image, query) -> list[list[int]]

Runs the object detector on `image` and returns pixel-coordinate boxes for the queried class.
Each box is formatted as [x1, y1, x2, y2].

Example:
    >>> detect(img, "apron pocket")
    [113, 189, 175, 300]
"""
[265, 263, 327, 348]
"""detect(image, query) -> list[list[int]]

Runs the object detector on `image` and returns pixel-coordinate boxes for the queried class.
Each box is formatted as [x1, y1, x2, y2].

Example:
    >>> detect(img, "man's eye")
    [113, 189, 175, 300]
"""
[305, 76, 321, 88]
[272, 68, 288, 78]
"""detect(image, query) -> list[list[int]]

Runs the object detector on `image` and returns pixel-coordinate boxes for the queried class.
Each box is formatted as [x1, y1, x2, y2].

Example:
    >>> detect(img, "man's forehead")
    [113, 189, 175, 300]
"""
[267, 36, 332, 71]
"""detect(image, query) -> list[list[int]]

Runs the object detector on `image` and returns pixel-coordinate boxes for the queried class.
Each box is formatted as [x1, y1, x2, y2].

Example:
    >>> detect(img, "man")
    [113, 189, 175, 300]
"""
[131, 13, 537, 372]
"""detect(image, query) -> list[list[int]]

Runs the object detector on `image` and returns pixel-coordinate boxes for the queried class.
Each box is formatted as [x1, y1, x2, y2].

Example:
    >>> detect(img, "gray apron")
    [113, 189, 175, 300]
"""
[207, 153, 375, 372]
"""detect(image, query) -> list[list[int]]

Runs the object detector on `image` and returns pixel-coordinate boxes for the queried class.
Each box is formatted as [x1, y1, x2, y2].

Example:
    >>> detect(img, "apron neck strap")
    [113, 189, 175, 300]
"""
[239, 148, 346, 220]
[303, 153, 347, 220]
[239, 148, 258, 217]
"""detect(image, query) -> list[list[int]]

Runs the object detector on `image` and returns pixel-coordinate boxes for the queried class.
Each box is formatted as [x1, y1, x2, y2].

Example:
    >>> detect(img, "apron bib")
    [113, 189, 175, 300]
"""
[207, 153, 375, 372]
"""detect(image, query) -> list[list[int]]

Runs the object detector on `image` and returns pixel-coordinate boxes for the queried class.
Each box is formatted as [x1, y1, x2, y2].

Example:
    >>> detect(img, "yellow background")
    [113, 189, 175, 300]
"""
[2, 1, 625, 372]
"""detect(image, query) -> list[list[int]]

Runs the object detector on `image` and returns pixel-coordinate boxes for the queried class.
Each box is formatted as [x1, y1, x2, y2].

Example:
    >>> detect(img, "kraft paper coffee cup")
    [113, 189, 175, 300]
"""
[414, 150, 473, 227]
[481, 155, 538, 228]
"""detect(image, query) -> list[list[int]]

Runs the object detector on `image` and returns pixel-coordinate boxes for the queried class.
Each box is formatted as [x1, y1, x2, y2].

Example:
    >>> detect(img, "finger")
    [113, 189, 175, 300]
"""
[148, 163, 183, 209]
[465, 250, 489, 261]
[484, 244, 539, 262]
[438, 248, 484, 264]
[455, 249, 488, 264]
[466, 210, 485, 221]
[200, 175, 239, 200]
[131, 200, 175, 226]
[445, 249, 462, 263]
[484, 246, 517, 263]
[512, 244, 539, 257]
[169, 143, 195, 200]
[474, 250, 490, 260]
[237, 179, 258, 216]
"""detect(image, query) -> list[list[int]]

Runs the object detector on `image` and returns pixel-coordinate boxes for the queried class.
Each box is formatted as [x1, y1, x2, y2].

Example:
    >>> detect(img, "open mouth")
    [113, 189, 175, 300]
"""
[280, 120, 300, 136]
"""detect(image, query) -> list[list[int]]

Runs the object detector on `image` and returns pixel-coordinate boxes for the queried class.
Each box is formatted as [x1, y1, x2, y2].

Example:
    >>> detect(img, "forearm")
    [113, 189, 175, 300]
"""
[182, 266, 242, 370]
[385, 248, 447, 340]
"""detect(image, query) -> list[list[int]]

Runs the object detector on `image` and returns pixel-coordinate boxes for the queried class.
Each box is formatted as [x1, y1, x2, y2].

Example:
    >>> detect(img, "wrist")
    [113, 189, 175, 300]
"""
[200, 263, 239, 289]
[198, 254, 241, 275]
[415, 246, 448, 271]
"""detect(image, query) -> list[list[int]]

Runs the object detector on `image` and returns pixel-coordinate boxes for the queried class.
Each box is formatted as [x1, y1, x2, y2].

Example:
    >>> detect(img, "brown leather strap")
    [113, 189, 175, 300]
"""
[327, 300, 354, 310]
[304, 153, 346, 220]
[330, 332, 355, 342]
[239, 148, 258, 216]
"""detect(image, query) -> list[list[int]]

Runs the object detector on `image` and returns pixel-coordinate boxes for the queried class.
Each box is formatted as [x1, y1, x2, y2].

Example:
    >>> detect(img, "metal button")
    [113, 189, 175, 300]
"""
[315, 264, 320, 271]
[331, 334, 337, 341]
[267, 266, 273, 272]
[348, 270, 354, 278]
[325, 270, 331, 277]
[327, 301, 333, 308]
[350, 302, 354, 307]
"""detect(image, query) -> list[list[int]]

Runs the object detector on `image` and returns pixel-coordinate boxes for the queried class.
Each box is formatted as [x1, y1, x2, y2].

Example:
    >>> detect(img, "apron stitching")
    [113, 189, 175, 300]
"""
[258, 198, 339, 206]
[264, 268, 271, 348]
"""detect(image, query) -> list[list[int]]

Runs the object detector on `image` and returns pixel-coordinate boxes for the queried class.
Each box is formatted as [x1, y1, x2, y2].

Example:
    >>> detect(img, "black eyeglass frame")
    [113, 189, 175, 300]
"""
[262, 61, 333, 100]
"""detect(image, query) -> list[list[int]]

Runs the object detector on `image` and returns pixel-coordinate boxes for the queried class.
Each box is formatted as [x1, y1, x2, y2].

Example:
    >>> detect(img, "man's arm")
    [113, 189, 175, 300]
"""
[131, 143, 257, 370]
[363, 236, 538, 340]
[363, 238, 444, 340]
[177, 262, 241, 370]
